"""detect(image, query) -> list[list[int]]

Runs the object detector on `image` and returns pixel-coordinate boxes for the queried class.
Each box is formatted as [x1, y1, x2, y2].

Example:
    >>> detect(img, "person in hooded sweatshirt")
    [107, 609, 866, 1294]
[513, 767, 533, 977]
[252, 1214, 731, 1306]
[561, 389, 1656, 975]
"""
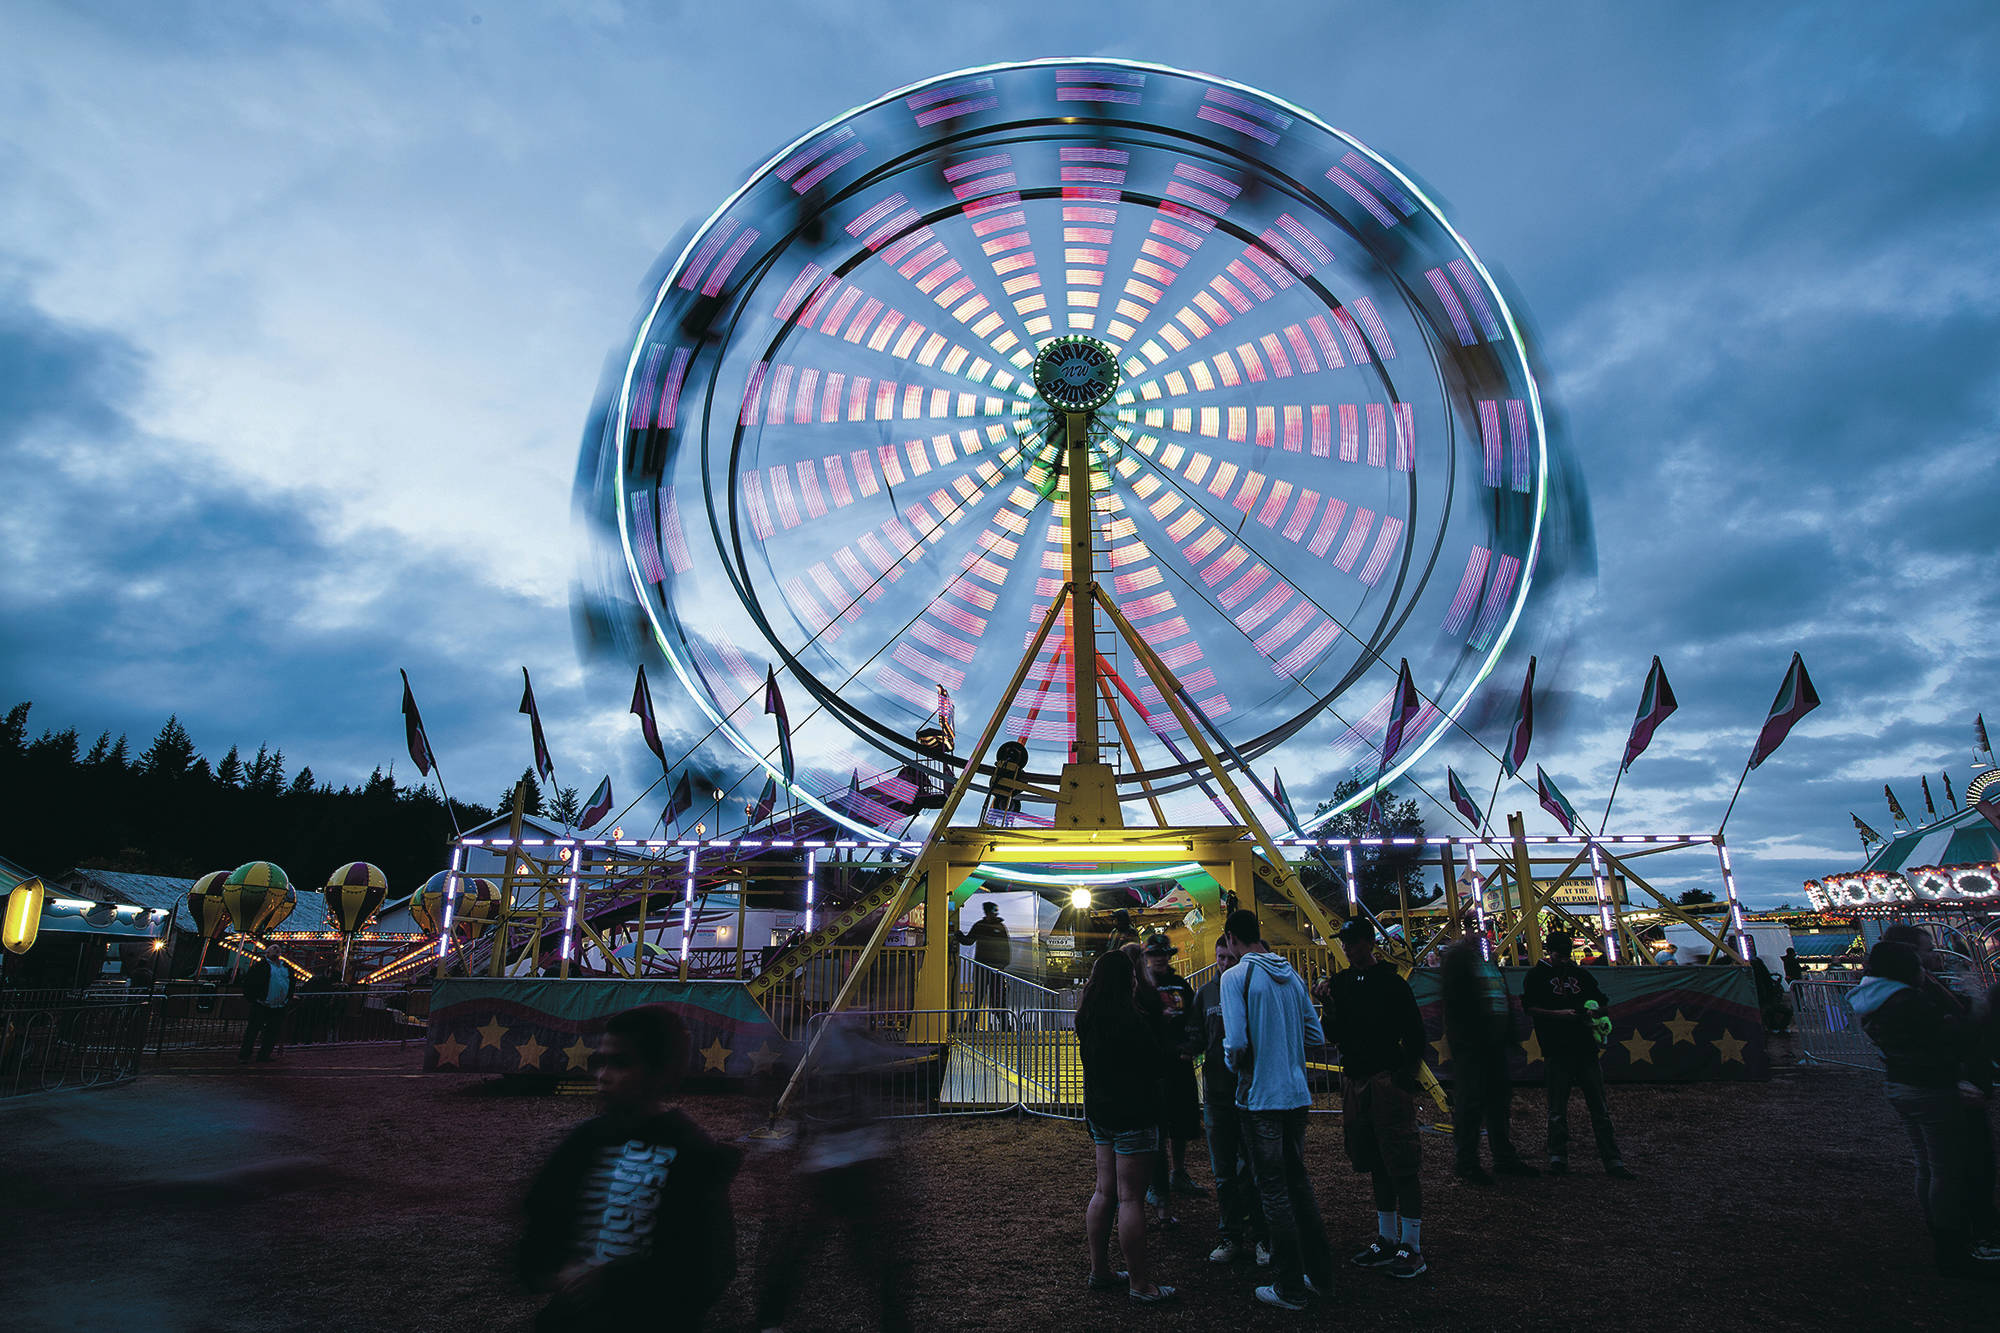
[520, 1005, 742, 1330]
[1219, 909, 1335, 1311]
[1850, 940, 1998, 1280]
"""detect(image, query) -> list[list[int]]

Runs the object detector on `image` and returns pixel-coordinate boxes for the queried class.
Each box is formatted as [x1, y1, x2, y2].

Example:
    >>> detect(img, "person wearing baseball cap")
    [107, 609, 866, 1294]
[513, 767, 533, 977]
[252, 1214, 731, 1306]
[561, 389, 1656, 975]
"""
[1318, 916, 1429, 1279]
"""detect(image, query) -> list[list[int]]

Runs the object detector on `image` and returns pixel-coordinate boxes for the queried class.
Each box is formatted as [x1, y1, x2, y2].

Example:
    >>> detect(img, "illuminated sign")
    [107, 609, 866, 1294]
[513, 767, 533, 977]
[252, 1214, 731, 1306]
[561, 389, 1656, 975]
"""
[1805, 861, 2000, 910]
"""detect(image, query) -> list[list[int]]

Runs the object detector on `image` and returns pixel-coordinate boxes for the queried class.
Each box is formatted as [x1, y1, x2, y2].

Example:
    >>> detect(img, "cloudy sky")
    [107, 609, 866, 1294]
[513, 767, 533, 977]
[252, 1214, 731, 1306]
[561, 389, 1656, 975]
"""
[3, 1, 1995, 906]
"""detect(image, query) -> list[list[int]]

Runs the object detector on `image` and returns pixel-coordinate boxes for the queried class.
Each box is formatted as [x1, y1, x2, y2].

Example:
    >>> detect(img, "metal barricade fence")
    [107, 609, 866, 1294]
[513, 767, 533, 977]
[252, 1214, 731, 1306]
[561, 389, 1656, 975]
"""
[757, 947, 923, 1040]
[1, 998, 151, 1097]
[794, 1003, 1337, 1122]
[1793, 980, 1880, 1071]
[799, 1009, 1014, 1121]
[146, 984, 431, 1056]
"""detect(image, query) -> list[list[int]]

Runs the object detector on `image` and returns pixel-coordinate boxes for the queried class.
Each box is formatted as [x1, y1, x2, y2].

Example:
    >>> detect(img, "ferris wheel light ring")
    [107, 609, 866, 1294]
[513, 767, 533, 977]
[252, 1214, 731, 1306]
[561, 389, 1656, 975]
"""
[606, 58, 1552, 839]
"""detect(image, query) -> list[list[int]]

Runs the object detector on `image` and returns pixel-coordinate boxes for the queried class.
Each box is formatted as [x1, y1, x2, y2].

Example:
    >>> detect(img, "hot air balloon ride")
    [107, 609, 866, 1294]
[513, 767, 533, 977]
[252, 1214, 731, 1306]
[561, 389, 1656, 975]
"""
[324, 861, 389, 980]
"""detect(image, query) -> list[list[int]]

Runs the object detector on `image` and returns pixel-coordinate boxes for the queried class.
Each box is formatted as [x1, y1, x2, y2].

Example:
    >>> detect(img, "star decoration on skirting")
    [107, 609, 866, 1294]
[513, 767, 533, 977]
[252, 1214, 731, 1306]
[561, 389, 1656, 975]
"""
[434, 1034, 467, 1068]
[1429, 1033, 1451, 1064]
[475, 1018, 510, 1050]
[1619, 1031, 1656, 1065]
[515, 1035, 548, 1070]
[747, 1042, 784, 1076]
[1713, 1030, 1747, 1065]
[700, 1037, 733, 1072]
[1520, 1031, 1543, 1067]
[562, 1038, 593, 1072]
[1662, 1010, 1700, 1045]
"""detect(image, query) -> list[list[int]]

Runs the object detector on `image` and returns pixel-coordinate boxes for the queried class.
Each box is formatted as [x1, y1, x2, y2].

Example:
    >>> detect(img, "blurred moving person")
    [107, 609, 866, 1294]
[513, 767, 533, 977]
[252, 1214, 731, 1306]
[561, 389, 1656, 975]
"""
[755, 1016, 910, 1332]
[1220, 909, 1335, 1311]
[1319, 918, 1430, 1280]
[1077, 948, 1178, 1304]
[1852, 940, 1999, 1279]
[520, 1006, 741, 1330]
[1439, 936, 1538, 1185]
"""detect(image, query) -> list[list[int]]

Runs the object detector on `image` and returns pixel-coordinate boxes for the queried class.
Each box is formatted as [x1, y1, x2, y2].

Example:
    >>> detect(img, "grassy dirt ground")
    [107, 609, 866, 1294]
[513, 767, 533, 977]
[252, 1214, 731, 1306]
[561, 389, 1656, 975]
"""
[0, 1036, 1993, 1331]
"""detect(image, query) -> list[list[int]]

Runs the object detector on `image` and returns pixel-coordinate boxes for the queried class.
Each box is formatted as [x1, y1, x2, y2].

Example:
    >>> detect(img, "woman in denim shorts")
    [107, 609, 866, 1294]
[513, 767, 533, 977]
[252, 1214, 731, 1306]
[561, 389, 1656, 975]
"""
[1077, 948, 1177, 1304]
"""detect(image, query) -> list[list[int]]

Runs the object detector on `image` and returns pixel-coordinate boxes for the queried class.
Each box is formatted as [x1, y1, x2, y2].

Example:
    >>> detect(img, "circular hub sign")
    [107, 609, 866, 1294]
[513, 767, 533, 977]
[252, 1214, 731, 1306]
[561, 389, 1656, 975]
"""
[1032, 335, 1120, 412]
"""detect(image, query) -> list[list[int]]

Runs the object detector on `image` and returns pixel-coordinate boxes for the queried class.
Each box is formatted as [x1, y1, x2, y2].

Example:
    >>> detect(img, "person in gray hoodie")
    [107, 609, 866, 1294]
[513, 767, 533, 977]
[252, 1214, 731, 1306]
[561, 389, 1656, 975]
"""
[1850, 940, 1997, 1280]
[1219, 909, 1335, 1310]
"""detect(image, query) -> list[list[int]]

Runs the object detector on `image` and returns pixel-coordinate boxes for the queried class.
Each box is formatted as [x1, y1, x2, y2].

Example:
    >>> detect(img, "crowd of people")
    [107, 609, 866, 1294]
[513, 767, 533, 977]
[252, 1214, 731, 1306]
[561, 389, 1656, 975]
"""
[1071, 910, 1636, 1310]
[508, 913, 2000, 1328]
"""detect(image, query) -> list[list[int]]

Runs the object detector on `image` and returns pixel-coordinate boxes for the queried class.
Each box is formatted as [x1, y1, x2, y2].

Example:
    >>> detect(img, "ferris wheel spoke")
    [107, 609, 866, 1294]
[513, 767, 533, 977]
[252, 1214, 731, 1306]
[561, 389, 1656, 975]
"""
[772, 253, 1044, 402]
[1107, 452, 1356, 688]
[1117, 426, 1410, 591]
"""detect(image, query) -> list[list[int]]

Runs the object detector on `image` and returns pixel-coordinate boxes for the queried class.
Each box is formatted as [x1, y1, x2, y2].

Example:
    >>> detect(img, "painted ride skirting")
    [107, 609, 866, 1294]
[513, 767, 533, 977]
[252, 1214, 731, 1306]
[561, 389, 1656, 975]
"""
[425, 977, 792, 1078]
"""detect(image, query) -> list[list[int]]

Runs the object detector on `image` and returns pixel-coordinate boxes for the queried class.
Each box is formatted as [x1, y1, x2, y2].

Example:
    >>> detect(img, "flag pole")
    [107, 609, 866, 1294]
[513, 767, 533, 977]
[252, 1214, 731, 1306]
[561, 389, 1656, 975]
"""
[1596, 765, 1625, 837]
[1482, 766, 1504, 828]
[1717, 753, 1755, 836]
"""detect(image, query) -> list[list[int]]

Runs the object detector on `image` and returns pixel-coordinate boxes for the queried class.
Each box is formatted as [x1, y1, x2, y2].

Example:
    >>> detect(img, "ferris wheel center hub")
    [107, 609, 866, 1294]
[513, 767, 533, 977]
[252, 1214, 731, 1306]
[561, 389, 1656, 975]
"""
[1032, 336, 1120, 412]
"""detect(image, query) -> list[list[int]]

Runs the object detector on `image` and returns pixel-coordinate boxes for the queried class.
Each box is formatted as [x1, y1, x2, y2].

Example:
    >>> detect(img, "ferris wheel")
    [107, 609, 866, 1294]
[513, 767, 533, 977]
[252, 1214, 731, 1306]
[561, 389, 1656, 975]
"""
[577, 58, 1558, 841]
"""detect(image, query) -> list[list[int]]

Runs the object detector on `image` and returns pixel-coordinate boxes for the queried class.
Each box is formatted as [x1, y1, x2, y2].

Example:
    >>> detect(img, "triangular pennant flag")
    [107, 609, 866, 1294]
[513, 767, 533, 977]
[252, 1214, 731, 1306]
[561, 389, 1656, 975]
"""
[666, 772, 695, 830]
[1380, 658, 1422, 764]
[518, 668, 555, 783]
[580, 776, 614, 830]
[1272, 769, 1301, 830]
[1536, 765, 1579, 834]
[764, 667, 795, 784]
[1851, 812, 1882, 846]
[1920, 776, 1937, 822]
[1943, 771, 1958, 811]
[1503, 657, 1536, 779]
[1448, 767, 1483, 830]
[1885, 785, 1909, 828]
[1621, 656, 1678, 772]
[399, 670, 435, 778]
[1978, 713, 1994, 762]
[630, 664, 667, 770]
[750, 775, 778, 825]
[1748, 653, 1818, 770]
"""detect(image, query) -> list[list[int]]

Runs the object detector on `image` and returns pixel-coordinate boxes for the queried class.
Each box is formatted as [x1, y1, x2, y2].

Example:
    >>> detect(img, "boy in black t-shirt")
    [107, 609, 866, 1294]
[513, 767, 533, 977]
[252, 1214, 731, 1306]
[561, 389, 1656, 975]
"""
[520, 1006, 741, 1331]
[1521, 930, 1633, 1179]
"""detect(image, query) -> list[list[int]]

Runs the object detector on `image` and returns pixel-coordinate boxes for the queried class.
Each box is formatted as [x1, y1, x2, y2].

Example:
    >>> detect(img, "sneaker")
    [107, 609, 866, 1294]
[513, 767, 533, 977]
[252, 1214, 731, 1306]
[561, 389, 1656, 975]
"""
[1145, 1187, 1164, 1208]
[1973, 1239, 2000, 1262]
[1303, 1275, 1324, 1296]
[1350, 1236, 1397, 1268]
[1085, 1269, 1129, 1292]
[1255, 1284, 1307, 1310]
[1604, 1161, 1637, 1180]
[1208, 1239, 1242, 1264]
[1494, 1159, 1542, 1177]
[1128, 1285, 1178, 1305]
[1170, 1168, 1207, 1196]
[1453, 1166, 1495, 1186]
[1547, 1157, 1569, 1176]
[1255, 1241, 1272, 1268]
[1389, 1246, 1428, 1280]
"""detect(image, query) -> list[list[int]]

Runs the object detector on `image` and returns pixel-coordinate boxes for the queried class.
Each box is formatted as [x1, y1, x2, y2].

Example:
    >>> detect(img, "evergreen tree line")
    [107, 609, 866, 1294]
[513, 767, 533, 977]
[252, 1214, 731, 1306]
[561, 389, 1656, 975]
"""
[0, 701, 503, 900]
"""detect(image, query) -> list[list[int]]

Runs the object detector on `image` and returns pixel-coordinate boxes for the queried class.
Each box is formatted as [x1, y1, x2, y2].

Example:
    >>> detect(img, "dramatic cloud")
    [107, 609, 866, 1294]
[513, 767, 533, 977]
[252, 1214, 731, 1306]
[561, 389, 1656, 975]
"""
[3, 2, 1995, 905]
